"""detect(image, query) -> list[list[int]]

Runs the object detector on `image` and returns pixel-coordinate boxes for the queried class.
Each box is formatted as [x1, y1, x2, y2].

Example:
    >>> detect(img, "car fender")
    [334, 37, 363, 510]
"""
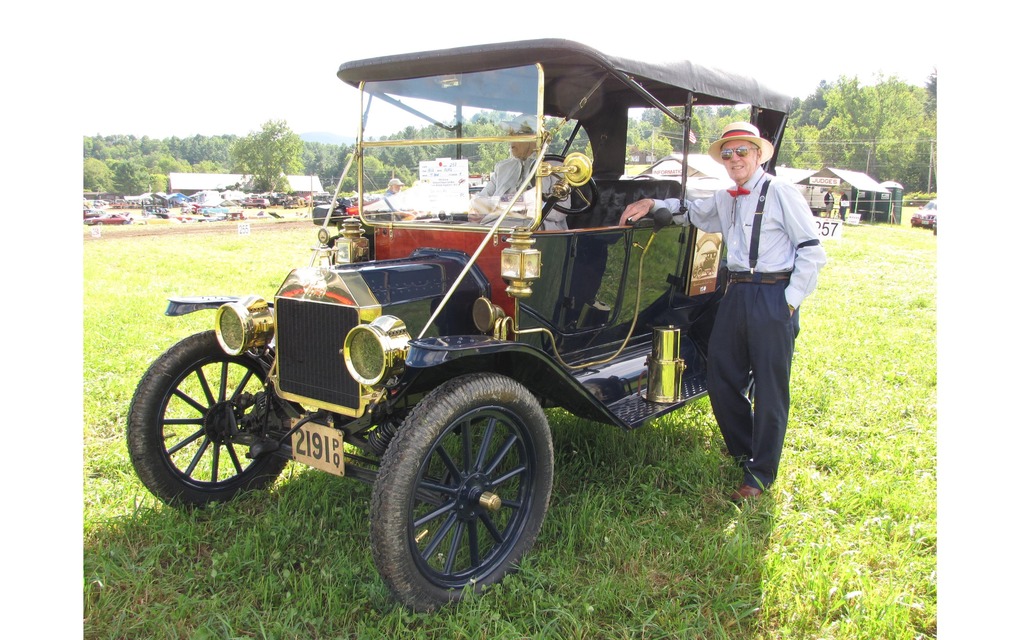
[392, 335, 635, 427]
[164, 296, 262, 316]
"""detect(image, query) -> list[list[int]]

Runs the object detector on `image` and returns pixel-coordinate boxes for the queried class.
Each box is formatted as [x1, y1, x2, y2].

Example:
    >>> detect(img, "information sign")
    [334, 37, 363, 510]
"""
[420, 158, 470, 213]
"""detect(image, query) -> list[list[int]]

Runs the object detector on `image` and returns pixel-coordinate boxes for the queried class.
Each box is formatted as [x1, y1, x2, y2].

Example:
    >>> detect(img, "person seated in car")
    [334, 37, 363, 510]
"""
[470, 115, 567, 230]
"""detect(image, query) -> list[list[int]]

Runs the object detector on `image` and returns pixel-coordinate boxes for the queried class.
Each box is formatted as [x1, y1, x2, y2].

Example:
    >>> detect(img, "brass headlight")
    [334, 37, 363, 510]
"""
[214, 296, 275, 355]
[343, 315, 410, 387]
[473, 297, 506, 333]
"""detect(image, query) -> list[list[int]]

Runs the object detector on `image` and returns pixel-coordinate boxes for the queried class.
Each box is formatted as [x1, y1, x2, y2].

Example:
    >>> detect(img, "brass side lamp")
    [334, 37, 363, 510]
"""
[501, 229, 542, 298]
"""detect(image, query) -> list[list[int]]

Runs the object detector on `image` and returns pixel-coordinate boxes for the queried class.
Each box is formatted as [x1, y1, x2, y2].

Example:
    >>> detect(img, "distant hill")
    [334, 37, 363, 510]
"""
[300, 132, 356, 146]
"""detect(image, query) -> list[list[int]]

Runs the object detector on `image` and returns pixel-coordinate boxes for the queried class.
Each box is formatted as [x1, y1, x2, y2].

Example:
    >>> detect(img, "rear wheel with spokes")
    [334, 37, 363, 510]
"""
[370, 373, 554, 611]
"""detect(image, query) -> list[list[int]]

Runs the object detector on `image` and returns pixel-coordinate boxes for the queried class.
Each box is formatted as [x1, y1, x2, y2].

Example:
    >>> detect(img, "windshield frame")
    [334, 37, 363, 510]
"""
[354, 64, 554, 233]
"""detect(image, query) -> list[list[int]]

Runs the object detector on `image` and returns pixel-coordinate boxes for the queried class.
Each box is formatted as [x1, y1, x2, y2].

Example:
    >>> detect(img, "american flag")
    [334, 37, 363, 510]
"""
[688, 129, 697, 144]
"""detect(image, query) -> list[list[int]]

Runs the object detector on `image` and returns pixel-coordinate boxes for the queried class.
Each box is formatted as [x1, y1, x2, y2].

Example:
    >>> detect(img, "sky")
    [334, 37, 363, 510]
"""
[69, 1, 942, 140]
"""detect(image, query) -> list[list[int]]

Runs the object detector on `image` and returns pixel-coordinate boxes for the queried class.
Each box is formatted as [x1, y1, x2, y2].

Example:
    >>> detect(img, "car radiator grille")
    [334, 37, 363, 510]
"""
[275, 297, 361, 410]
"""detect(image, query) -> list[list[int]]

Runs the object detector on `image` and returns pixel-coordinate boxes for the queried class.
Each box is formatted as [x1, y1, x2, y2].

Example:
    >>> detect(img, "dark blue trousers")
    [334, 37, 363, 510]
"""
[707, 280, 799, 490]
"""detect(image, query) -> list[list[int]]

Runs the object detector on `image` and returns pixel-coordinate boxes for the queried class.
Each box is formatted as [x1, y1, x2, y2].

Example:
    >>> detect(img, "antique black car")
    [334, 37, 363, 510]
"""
[126, 39, 791, 611]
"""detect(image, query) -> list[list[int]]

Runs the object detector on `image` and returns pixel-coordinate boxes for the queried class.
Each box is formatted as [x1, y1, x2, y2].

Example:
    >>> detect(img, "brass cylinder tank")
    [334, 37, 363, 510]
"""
[644, 326, 687, 403]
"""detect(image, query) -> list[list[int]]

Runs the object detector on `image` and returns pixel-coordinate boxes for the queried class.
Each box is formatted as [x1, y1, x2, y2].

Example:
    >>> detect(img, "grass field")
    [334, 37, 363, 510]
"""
[79, 214, 938, 638]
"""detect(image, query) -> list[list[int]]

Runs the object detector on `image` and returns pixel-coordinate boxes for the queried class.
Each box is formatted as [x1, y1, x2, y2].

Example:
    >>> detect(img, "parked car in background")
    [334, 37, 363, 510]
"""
[243, 197, 271, 208]
[137, 213, 180, 225]
[84, 213, 133, 225]
[197, 206, 230, 221]
[911, 200, 937, 230]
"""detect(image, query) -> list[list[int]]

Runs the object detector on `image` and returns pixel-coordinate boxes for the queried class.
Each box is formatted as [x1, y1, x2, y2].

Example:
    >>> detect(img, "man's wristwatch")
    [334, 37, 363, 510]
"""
[787, 304, 796, 313]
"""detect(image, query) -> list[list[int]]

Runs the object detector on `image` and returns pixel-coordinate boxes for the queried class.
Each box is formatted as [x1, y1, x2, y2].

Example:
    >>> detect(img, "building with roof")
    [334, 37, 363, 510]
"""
[168, 173, 324, 196]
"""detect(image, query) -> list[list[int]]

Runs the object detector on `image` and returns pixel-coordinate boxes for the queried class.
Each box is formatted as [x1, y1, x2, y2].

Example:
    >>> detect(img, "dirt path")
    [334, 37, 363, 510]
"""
[83, 217, 312, 240]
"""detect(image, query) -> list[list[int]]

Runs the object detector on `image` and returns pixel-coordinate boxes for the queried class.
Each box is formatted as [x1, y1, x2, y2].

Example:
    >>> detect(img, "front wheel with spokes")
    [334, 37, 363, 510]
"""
[126, 331, 288, 508]
[370, 373, 554, 611]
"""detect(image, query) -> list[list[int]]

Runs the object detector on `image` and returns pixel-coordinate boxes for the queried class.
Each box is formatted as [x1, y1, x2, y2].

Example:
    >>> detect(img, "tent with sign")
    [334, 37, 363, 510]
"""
[775, 166, 898, 224]
[634, 153, 733, 199]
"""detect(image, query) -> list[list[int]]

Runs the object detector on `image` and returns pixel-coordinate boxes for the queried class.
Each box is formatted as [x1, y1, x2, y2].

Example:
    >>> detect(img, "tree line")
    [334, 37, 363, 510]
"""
[83, 71, 936, 197]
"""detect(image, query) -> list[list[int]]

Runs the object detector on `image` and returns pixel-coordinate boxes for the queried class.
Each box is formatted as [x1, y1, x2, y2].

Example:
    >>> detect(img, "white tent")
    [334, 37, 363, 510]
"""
[191, 190, 223, 206]
[639, 153, 729, 181]
[219, 189, 247, 202]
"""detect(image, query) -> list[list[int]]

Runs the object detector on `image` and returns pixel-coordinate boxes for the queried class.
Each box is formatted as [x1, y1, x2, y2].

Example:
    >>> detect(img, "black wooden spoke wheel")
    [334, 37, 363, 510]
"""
[127, 331, 287, 508]
[370, 373, 554, 611]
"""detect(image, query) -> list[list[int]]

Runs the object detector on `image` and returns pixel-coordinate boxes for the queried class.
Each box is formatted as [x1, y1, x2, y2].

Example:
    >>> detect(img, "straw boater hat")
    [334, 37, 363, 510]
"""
[708, 122, 774, 164]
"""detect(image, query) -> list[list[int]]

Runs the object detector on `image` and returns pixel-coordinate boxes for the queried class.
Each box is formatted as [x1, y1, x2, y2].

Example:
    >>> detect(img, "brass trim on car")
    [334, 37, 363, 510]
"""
[269, 267, 386, 417]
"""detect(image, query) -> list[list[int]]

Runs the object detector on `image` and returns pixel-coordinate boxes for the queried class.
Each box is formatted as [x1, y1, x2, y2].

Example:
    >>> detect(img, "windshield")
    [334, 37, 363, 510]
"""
[355, 65, 590, 232]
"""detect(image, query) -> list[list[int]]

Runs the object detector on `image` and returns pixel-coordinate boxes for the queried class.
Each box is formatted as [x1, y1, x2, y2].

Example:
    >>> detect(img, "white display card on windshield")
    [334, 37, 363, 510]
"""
[420, 158, 470, 214]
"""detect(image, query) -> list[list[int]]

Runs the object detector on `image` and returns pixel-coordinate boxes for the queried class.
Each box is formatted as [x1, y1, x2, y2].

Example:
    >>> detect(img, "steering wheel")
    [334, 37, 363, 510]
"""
[542, 154, 598, 215]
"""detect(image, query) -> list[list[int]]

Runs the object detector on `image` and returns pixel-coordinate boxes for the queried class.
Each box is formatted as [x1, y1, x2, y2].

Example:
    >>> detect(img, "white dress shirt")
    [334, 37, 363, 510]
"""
[651, 168, 826, 308]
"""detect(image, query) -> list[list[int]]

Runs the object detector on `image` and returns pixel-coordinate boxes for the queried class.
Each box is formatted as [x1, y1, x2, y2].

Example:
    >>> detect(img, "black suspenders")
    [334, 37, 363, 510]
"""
[748, 179, 772, 272]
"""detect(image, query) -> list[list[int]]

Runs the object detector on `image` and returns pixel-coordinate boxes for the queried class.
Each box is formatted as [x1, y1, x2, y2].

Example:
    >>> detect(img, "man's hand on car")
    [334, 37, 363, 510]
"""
[619, 198, 655, 226]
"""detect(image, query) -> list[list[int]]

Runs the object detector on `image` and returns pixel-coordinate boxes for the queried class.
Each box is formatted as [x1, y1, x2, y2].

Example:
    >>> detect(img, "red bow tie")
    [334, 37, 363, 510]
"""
[727, 187, 751, 198]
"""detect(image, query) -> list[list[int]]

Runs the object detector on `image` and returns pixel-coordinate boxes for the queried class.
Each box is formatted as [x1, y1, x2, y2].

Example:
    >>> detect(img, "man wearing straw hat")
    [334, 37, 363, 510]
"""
[618, 122, 826, 502]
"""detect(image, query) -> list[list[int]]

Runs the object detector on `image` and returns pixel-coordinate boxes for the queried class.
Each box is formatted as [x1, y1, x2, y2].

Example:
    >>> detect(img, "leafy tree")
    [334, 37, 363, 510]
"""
[925, 70, 937, 118]
[788, 80, 833, 129]
[150, 174, 169, 193]
[193, 160, 223, 174]
[150, 154, 191, 176]
[84, 157, 114, 192]
[231, 120, 303, 192]
[303, 141, 353, 192]
[111, 159, 153, 195]
[167, 135, 236, 167]
[777, 125, 824, 168]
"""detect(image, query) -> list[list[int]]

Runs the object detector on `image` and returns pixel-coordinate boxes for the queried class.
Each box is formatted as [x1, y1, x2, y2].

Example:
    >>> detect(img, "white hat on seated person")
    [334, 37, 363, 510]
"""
[708, 122, 774, 164]
[501, 114, 537, 134]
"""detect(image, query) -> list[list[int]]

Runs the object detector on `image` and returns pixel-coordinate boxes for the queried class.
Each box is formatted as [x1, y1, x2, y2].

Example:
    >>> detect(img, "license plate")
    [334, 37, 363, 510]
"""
[291, 421, 345, 476]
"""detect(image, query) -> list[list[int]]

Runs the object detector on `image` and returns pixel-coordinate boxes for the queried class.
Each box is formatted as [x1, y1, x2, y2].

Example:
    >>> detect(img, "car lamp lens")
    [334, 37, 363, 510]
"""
[343, 315, 410, 387]
[214, 296, 275, 355]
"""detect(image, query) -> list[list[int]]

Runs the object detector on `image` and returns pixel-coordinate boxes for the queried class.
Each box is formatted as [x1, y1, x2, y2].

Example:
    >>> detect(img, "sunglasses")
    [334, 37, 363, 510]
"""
[720, 145, 758, 160]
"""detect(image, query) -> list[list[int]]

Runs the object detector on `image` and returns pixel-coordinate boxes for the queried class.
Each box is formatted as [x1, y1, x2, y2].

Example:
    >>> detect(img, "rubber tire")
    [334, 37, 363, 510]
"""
[370, 373, 554, 611]
[127, 331, 287, 508]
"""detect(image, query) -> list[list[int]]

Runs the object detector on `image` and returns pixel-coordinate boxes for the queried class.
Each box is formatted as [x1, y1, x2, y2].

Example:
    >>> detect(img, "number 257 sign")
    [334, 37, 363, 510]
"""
[814, 218, 842, 240]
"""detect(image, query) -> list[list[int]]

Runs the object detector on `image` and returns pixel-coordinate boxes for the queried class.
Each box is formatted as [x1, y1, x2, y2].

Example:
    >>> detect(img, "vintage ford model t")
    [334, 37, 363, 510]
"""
[127, 39, 791, 611]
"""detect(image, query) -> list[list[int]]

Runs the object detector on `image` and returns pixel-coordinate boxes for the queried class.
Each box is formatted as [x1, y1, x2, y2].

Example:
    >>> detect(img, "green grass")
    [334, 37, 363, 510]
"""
[83, 217, 936, 639]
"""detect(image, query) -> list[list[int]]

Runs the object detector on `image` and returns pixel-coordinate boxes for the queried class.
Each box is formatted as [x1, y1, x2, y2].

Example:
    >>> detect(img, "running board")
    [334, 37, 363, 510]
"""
[608, 374, 708, 429]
